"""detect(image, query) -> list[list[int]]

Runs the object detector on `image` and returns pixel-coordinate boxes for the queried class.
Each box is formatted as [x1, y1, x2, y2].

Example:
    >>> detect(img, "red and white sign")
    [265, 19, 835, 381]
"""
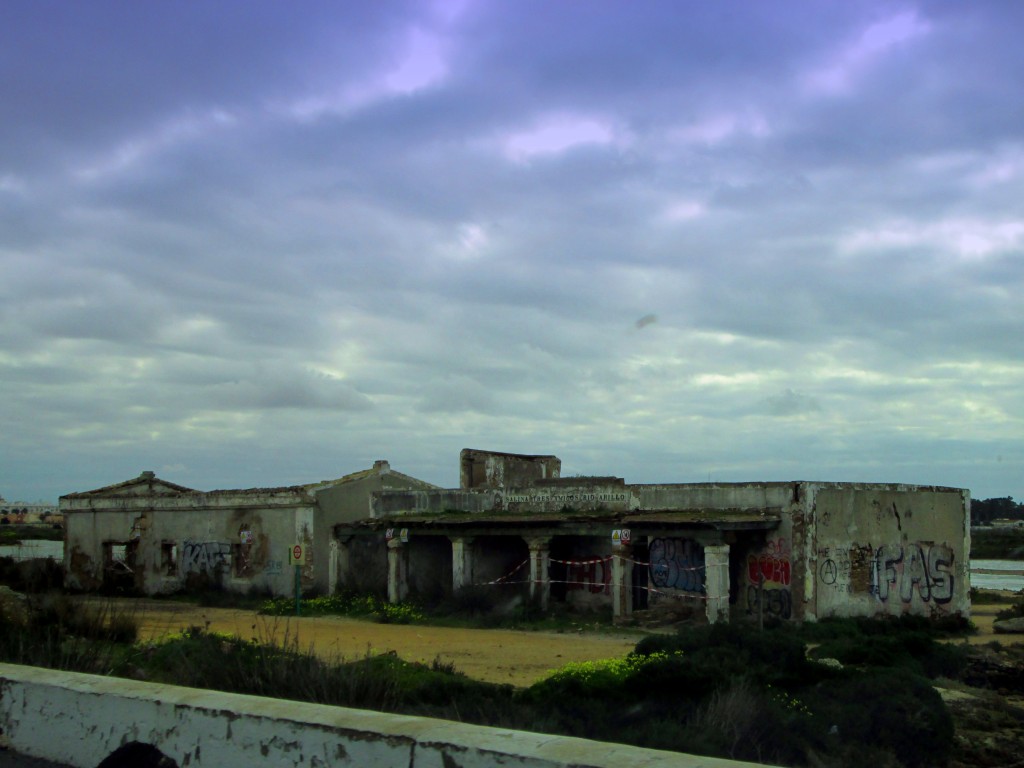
[289, 544, 306, 565]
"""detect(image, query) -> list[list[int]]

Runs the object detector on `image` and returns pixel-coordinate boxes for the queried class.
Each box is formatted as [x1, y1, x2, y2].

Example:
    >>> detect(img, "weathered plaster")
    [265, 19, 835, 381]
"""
[0, 663, 764, 768]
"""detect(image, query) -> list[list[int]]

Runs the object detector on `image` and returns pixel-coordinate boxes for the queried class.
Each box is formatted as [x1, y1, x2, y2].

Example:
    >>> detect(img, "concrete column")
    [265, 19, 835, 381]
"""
[704, 543, 730, 624]
[612, 545, 633, 621]
[450, 537, 475, 592]
[329, 537, 352, 596]
[328, 540, 339, 596]
[387, 539, 408, 604]
[526, 537, 551, 610]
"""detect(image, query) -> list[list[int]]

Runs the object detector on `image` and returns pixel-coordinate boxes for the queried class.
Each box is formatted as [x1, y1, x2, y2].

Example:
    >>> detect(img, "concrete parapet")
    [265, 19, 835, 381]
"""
[0, 663, 773, 768]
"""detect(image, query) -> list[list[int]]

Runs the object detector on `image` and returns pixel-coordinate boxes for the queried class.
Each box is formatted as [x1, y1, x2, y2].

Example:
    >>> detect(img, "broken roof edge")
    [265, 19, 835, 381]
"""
[460, 447, 560, 460]
[61, 460, 440, 501]
[352, 506, 782, 526]
[336, 510, 782, 535]
[59, 471, 198, 499]
[304, 463, 441, 493]
[631, 480, 968, 493]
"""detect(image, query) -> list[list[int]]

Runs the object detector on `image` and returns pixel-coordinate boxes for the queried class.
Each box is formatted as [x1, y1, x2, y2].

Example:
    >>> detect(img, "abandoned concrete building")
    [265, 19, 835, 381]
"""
[60, 462, 437, 596]
[334, 449, 971, 624]
[61, 448, 971, 625]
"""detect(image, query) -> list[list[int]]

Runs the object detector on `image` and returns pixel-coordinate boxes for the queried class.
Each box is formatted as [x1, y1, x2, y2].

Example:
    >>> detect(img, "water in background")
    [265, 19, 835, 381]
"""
[971, 559, 1024, 592]
[0, 540, 64, 561]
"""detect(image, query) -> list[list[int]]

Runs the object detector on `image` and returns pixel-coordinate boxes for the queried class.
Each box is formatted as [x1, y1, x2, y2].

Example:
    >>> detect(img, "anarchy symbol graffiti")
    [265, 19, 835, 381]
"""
[820, 559, 838, 585]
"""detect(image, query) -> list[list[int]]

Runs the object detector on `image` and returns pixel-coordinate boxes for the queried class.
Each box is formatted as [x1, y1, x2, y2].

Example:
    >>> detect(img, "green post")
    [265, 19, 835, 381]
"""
[295, 564, 302, 616]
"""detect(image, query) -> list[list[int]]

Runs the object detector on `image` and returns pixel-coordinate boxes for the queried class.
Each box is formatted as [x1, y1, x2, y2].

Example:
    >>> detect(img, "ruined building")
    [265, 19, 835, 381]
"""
[334, 449, 971, 624]
[61, 449, 971, 624]
[61, 462, 437, 596]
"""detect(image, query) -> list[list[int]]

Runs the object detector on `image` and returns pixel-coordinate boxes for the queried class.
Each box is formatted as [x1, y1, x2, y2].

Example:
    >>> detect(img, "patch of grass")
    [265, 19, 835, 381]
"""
[0, 556, 64, 592]
[970, 527, 1024, 559]
[0, 593, 138, 674]
[970, 587, 1017, 604]
[139, 624, 522, 724]
[260, 592, 426, 624]
[0, 524, 64, 544]
[995, 601, 1024, 622]
[0, 591, 975, 768]
[520, 622, 959, 767]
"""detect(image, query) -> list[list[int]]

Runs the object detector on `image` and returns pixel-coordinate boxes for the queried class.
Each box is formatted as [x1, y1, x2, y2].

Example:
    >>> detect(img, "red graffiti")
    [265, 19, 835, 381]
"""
[748, 554, 791, 587]
[567, 559, 611, 594]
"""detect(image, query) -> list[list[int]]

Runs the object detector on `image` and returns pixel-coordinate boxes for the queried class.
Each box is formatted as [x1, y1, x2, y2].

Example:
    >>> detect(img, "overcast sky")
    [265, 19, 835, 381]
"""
[2, 1, 1021, 504]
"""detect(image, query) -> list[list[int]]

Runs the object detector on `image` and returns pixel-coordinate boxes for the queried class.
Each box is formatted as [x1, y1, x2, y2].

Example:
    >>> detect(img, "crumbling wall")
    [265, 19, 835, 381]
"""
[550, 536, 614, 610]
[459, 449, 560, 490]
[809, 485, 970, 620]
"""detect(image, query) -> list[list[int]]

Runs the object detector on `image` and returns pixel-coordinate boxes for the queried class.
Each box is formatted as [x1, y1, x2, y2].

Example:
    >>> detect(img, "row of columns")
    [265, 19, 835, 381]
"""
[337, 534, 731, 624]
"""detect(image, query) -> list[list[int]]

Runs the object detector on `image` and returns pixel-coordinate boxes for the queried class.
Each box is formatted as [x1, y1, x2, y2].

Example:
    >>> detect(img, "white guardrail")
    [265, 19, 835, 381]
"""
[0, 663, 771, 768]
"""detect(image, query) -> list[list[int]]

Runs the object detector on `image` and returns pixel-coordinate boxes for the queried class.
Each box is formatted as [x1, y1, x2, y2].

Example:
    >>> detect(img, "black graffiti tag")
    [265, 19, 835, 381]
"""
[182, 540, 231, 576]
[820, 559, 838, 585]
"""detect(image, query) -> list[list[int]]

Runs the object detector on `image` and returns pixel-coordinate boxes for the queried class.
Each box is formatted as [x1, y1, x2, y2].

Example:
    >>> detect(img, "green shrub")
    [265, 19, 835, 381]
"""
[803, 668, 954, 768]
[995, 601, 1024, 622]
[635, 623, 832, 689]
[260, 592, 425, 623]
[0, 594, 138, 674]
[0, 556, 64, 592]
[809, 626, 969, 680]
[141, 626, 519, 723]
[527, 651, 684, 701]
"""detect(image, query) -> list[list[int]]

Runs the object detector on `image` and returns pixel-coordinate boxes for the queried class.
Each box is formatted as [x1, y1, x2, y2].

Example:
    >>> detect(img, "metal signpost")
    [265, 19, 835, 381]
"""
[289, 543, 306, 616]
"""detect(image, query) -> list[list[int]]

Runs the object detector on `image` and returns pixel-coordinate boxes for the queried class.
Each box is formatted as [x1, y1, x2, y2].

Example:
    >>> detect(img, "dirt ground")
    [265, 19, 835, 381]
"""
[122, 599, 642, 687]
[958, 595, 1023, 645]
[113, 592, 1024, 689]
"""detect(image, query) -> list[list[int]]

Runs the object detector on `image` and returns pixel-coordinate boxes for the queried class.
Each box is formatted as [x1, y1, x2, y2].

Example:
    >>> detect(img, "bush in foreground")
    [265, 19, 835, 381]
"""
[1, 594, 963, 768]
[260, 592, 425, 623]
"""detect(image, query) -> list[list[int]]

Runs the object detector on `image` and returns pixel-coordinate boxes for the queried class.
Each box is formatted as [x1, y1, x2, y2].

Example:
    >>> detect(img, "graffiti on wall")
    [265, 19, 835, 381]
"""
[649, 538, 704, 593]
[235, 527, 254, 577]
[872, 542, 954, 604]
[817, 545, 874, 598]
[566, 557, 612, 594]
[182, 540, 231, 577]
[746, 538, 791, 619]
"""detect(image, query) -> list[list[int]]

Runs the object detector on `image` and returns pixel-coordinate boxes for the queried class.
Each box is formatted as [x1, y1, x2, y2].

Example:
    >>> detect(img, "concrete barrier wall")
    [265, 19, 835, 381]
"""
[0, 664, 769, 768]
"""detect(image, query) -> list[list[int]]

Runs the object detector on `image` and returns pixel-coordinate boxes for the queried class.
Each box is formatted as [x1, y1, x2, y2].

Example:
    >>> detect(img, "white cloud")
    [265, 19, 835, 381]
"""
[0, 174, 27, 195]
[501, 114, 626, 162]
[803, 11, 930, 94]
[669, 112, 770, 146]
[74, 109, 237, 182]
[384, 27, 449, 94]
[280, 21, 454, 121]
[659, 199, 707, 223]
[841, 217, 1024, 260]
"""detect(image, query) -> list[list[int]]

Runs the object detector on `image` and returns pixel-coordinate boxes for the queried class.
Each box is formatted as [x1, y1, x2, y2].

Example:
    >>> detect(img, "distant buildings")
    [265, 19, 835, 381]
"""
[0, 496, 60, 525]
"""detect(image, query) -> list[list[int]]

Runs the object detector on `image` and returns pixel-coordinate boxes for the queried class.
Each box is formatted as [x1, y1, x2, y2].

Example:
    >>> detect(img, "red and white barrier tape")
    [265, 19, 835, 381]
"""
[480, 558, 529, 585]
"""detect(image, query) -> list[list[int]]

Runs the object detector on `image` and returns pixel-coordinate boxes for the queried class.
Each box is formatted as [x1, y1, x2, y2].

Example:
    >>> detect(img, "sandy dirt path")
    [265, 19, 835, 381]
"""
[105, 594, 1023, 688]
[958, 598, 1023, 645]
[120, 599, 641, 687]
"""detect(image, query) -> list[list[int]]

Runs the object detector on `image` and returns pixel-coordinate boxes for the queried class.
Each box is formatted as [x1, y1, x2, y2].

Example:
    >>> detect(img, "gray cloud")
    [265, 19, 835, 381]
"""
[1, 1, 1022, 503]
[762, 389, 823, 417]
